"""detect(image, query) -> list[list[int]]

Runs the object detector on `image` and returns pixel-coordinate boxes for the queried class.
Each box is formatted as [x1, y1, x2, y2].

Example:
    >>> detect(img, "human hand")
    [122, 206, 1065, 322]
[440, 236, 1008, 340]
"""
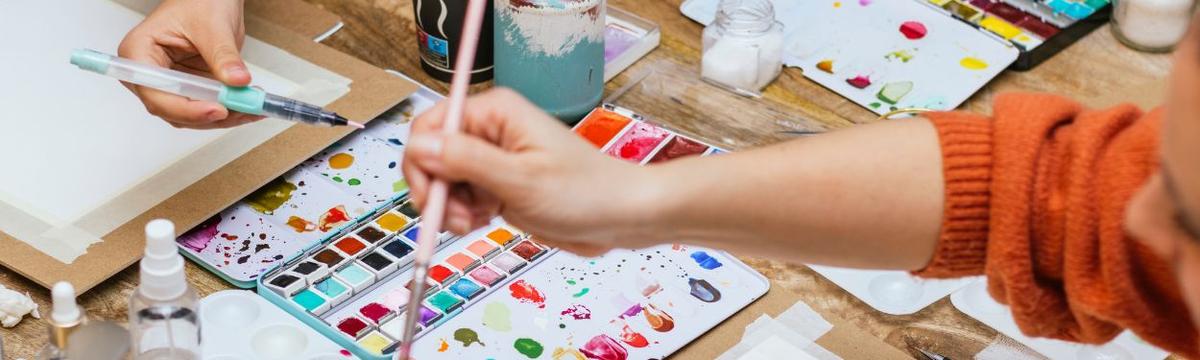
[402, 89, 666, 257]
[118, 0, 262, 129]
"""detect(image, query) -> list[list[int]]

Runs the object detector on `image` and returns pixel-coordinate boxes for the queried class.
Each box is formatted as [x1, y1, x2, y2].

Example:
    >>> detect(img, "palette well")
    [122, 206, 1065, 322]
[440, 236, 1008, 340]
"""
[200, 290, 345, 360]
[604, 6, 662, 82]
[808, 266, 978, 315]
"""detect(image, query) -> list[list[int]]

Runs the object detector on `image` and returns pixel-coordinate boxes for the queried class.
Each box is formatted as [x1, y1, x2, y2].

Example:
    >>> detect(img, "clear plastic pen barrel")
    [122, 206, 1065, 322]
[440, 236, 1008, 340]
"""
[101, 54, 224, 102]
[262, 94, 342, 127]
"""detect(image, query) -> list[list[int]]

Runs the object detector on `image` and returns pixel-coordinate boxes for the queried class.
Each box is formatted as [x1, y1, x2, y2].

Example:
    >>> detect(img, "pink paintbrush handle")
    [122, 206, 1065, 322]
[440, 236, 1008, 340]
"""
[396, 0, 490, 358]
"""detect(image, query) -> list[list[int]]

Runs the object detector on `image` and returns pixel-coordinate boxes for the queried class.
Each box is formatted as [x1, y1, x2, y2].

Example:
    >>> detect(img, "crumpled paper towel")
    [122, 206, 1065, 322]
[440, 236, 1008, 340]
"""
[0, 283, 40, 327]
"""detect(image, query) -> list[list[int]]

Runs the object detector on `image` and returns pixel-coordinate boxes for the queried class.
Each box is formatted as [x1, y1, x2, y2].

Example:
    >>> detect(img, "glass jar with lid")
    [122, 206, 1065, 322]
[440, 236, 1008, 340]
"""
[701, 0, 785, 96]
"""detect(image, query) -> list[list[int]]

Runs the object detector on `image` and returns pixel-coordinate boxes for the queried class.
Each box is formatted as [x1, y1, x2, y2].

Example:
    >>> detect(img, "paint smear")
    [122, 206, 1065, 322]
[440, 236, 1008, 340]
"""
[846, 75, 871, 89]
[899, 21, 927, 39]
[329, 153, 355, 169]
[620, 304, 643, 319]
[393, 179, 409, 193]
[286, 216, 316, 233]
[572, 288, 591, 298]
[859, 0, 872, 5]
[642, 303, 675, 332]
[483, 302, 512, 332]
[688, 278, 722, 303]
[561, 304, 592, 320]
[877, 81, 914, 104]
[637, 276, 662, 298]
[833, 1, 842, 8]
[178, 217, 220, 252]
[619, 324, 649, 348]
[580, 335, 628, 360]
[244, 178, 297, 215]
[689, 251, 724, 270]
[886, 50, 915, 63]
[318, 205, 351, 232]
[437, 338, 449, 352]
[514, 338, 545, 358]
[553, 347, 588, 360]
[509, 280, 547, 308]
[960, 57, 988, 70]
[816, 59, 834, 74]
[454, 328, 484, 347]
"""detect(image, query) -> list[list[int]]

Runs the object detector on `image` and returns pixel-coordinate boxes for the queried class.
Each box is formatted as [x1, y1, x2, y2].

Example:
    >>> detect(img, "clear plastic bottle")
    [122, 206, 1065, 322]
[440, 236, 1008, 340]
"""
[37, 282, 84, 360]
[701, 0, 785, 96]
[129, 219, 200, 360]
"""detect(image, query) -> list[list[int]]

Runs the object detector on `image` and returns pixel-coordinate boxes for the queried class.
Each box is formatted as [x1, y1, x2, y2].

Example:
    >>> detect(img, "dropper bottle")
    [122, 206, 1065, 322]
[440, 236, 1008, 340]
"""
[37, 282, 85, 360]
[128, 219, 200, 360]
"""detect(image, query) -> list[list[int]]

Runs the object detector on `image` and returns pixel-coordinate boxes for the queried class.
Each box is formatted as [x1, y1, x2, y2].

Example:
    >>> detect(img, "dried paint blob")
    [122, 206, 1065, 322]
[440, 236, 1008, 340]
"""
[178, 217, 220, 252]
[642, 303, 675, 332]
[453, 328, 484, 347]
[885, 50, 915, 63]
[437, 339, 449, 352]
[689, 251, 724, 270]
[328, 153, 355, 169]
[560, 304, 592, 320]
[285, 216, 316, 233]
[816, 59, 834, 74]
[688, 278, 722, 303]
[318, 205, 352, 232]
[482, 302, 512, 332]
[244, 178, 297, 215]
[877, 81, 914, 104]
[899, 21, 927, 40]
[509, 280, 547, 308]
[553, 347, 588, 360]
[579, 334, 628, 360]
[960, 57, 988, 70]
[846, 75, 872, 89]
[619, 324, 649, 348]
[513, 338, 545, 358]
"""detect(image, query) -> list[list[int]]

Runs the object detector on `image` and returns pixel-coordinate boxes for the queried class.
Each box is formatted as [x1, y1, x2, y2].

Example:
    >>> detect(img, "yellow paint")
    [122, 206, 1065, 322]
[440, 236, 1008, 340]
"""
[437, 339, 449, 352]
[286, 216, 315, 233]
[816, 59, 834, 73]
[328, 153, 355, 169]
[979, 16, 1022, 40]
[375, 212, 409, 232]
[960, 57, 988, 70]
[357, 332, 392, 355]
[552, 347, 587, 360]
[833, 1, 842, 7]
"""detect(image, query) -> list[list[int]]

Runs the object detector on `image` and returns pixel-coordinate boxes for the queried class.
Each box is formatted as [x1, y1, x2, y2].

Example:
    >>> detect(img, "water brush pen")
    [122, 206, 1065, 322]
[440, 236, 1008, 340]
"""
[70, 48, 364, 128]
[395, 0, 489, 358]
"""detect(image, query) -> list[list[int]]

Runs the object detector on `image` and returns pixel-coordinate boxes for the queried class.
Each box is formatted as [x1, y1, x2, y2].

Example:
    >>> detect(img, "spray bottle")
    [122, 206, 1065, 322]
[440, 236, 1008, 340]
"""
[37, 282, 84, 360]
[129, 219, 200, 359]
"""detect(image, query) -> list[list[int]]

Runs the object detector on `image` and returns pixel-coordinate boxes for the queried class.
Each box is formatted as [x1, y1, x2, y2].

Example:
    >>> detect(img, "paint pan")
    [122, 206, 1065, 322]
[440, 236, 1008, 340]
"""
[337, 315, 373, 338]
[356, 330, 394, 355]
[381, 240, 414, 261]
[427, 291, 465, 313]
[266, 273, 304, 296]
[334, 236, 369, 257]
[646, 135, 710, 164]
[292, 288, 330, 314]
[574, 107, 633, 149]
[468, 265, 506, 286]
[378, 314, 409, 340]
[313, 248, 350, 269]
[200, 291, 345, 359]
[489, 252, 528, 274]
[291, 260, 331, 284]
[465, 239, 500, 260]
[334, 263, 375, 293]
[360, 251, 398, 277]
[485, 228, 518, 247]
[445, 252, 481, 272]
[313, 277, 351, 305]
[374, 212, 410, 233]
[356, 225, 391, 245]
[605, 122, 671, 163]
[359, 302, 395, 325]
[509, 240, 546, 262]
[603, 6, 661, 82]
[428, 264, 458, 285]
[447, 278, 485, 299]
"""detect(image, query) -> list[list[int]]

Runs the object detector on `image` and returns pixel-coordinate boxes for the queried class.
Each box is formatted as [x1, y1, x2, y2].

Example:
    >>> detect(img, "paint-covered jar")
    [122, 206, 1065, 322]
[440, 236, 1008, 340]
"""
[701, 0, 784, 96]
[494, 0, 606, 124]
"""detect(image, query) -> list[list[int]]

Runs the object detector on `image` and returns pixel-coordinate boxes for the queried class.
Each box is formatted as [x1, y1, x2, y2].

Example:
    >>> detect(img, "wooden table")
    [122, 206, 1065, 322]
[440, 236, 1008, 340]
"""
[0, 0, 1172, 358]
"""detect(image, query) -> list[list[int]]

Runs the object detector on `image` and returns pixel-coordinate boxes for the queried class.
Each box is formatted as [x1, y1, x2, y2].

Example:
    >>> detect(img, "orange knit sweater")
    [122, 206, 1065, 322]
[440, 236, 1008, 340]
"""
[916, 93, 1199, 358]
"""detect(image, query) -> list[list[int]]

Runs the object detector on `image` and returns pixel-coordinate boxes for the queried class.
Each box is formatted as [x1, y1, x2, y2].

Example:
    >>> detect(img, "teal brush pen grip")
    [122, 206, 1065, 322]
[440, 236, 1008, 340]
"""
[218, 86, 267, 115]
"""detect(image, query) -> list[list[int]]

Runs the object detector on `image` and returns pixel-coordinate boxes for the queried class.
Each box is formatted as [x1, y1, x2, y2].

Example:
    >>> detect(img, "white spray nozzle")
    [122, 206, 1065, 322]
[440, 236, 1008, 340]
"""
[139, 219, 187, 301]
[50, 282, 81, 324]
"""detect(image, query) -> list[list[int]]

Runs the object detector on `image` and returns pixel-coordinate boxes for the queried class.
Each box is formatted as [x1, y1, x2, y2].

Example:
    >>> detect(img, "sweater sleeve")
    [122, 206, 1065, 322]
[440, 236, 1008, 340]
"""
[915, 93, 1199, 358]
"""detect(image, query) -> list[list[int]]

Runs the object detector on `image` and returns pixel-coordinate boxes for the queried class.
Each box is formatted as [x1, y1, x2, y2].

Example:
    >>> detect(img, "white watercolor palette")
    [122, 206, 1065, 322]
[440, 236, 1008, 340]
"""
[808, 265, 979, 315]
[681, 0, 1018, 114]
[950, 279, 1169, 360]
[200, 290, 348, 360]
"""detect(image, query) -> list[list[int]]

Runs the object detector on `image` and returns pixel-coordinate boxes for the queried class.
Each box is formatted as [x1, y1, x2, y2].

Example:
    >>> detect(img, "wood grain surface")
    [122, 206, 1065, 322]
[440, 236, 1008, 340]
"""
[0, 0, 1172, 358]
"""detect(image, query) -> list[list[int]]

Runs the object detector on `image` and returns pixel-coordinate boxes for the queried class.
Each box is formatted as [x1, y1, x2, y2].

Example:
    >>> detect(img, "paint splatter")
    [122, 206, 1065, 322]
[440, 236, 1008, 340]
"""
[329, 153, 355, 169]
[620, 304, 643, 319]
[816, 59, 834, 74]
[960, 57, 988, 70]
[859, 0, 872, 5]
[846, 75, 872, 89]
[885, 50, 915, 63]
[580, 335, 628, 360]
[178, 217, 220, 251]
[437, 338, 449, 352]
[347, 178, 362, 186]
[509, 280, 547, 308]
[483, 302, 512, 332]
[286, 216, 316, 233]
[318, 205, 351, 232]
[387, 138, 404, 146]
[340, 349, 352, 357]
[642, 303, 675, 332]
[514, 338, 545, 358]
[870, 102, 882, 109]
[244, 178, 297, 215]
[387, 161, 397, 169]
[688, 278, 722, 303]
[561, 304, 592, 320]
[619, 324, 649, 348]
[454, 328, 484, 347]
[572, 288, 590, 298]
[899, 21, 927, 39]
[553, 347, 587, 360]
[877, 81, 914, 104]
[393, 180, 409, 193]
[689, 251, 724, 270]
[832, 1, 842, 8]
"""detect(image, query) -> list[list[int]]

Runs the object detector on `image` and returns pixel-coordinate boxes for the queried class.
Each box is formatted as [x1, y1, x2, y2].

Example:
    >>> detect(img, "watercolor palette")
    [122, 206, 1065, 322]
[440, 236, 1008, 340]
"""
[808, 266, 979, 315]
[604, 5, 661, 82]
[200, 290, 348, 360]
[950, 279, 1169, 359]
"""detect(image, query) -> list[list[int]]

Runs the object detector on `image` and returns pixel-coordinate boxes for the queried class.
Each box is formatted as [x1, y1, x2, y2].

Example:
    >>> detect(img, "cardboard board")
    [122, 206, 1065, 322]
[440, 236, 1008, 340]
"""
[0, 3, 418, 292]
[674, 279, 912, 359]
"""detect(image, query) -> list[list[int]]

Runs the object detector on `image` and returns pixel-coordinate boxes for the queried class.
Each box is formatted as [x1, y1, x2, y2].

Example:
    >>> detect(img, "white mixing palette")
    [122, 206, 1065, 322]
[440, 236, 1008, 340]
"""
[808, 265, 978, 315]
[200, 290, 348, 360]
[950, 279, 1169, 360]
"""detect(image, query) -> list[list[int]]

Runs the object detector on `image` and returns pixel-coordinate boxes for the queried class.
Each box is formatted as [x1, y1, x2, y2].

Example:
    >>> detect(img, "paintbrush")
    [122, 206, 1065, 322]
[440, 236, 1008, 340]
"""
[395, 0, 489, 358]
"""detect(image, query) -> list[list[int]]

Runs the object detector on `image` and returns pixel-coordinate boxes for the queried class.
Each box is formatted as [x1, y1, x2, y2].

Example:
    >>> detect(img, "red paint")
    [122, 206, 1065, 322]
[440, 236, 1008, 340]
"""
[619, 324, 649, 348]
[318, 206, 352, 232]
[429, 265, 455, 284]
[899, 21, 927, 40]
[508, 280, 547, 308]
[340, 349, 352, 357]
[560, 304, 592, 320]
[220, 234, 238, 241]
[579, 335, 628, 360]
[359, 302, 392, 323]
[336, 317, 369, 337]
[846, 75, 872, 89]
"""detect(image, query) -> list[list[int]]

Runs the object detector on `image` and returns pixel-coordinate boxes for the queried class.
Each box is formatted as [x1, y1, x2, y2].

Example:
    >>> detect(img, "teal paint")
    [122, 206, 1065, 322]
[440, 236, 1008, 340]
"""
[336, 263, 371, 285]
[292, 289, 326, 311]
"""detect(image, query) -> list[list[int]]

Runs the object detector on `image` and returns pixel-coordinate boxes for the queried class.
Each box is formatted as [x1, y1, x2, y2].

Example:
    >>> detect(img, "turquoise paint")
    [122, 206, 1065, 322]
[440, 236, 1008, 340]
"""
[448, 278, 484, 299]
[292, 289, 326, 311]
[337, 263, 372, 285]
[494, 3, 604, 124]
[315, 277, 348, 297]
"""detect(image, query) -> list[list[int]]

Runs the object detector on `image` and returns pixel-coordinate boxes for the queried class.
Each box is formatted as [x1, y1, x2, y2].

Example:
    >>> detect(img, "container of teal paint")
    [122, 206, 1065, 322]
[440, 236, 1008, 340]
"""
[494, 0, 606, 124]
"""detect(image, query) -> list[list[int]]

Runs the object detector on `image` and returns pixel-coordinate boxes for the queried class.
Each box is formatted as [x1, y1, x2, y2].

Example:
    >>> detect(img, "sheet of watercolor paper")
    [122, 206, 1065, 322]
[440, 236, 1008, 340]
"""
[0, 0, 350, 263]
[681, 0, 1017, 114]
